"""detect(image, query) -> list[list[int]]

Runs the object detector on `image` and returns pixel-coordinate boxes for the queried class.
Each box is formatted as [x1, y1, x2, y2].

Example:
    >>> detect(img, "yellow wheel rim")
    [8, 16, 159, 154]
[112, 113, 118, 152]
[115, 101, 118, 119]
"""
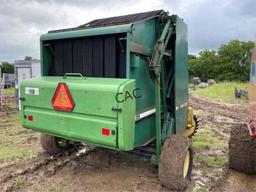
[183, 150, 190, 178]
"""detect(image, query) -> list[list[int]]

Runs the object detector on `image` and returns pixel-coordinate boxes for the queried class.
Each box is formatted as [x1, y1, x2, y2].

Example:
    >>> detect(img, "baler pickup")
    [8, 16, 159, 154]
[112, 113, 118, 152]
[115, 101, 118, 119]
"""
[20, 76, 135, 150]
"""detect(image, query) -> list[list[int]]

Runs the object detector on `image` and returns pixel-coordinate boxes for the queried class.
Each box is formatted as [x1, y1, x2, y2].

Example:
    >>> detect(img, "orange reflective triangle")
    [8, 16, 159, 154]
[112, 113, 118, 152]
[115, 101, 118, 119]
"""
[51, 83, 74, 111]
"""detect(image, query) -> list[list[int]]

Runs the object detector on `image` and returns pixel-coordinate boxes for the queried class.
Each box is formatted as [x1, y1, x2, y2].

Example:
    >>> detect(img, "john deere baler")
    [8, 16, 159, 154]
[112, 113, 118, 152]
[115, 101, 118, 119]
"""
[20, 10, 198, 190]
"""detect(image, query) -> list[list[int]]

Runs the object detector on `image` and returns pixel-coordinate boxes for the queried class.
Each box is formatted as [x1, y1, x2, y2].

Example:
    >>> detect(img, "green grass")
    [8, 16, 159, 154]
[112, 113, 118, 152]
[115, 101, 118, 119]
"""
[0, 112, 39, 160]
[9, 112, 22, 123]
[3, 87, 15, 97]
[1, 87, 16, 108]
[207, 155, 228, 167]
[0, 130, 37, 159]
[195, 154, 228, 168]
[193, 187, 208, 192]
[193, 125, 228, 171]
[0, 148, 37, 159]
[191, 82, 249, 103]
[192, 125, 226, 150]
[14, 176, 25, 189]
[2, 113, 24, 135]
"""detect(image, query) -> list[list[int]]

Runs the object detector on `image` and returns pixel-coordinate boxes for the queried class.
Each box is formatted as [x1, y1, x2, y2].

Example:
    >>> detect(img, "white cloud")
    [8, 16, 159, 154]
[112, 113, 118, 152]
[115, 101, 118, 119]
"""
[0, 0, 255, 61]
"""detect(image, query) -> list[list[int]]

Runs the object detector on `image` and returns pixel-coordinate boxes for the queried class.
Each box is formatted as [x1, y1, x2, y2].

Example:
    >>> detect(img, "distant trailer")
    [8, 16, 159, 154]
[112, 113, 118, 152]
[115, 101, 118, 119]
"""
[14, 60, 41, 110]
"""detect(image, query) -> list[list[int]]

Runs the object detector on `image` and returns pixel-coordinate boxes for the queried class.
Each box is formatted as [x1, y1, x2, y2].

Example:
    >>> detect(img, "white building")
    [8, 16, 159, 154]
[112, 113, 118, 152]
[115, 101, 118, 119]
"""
[14, 60, 41, 110]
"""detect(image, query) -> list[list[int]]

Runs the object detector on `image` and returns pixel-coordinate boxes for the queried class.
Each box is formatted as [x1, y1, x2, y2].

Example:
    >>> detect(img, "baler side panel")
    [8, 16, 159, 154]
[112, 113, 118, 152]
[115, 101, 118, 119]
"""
[41, 42, 51, 76]
[174, 17, 189, 133]
[129, 19, 157, 146]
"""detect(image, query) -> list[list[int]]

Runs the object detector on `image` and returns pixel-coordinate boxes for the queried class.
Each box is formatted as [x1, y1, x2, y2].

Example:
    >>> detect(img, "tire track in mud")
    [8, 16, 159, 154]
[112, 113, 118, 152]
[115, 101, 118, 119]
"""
[190, 94, 248, 127]
[0, 95, 249, 191]
[0, 146, 97, 191]
[189, 94, 249, 191]
[0, 109, 97, 191]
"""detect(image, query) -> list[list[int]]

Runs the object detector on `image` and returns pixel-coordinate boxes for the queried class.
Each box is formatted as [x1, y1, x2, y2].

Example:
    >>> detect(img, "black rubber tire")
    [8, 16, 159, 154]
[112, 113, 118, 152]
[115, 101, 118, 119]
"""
[159, 134, 193, 191]
[229, 123, 256, 174]
[40, 134, 72, 155]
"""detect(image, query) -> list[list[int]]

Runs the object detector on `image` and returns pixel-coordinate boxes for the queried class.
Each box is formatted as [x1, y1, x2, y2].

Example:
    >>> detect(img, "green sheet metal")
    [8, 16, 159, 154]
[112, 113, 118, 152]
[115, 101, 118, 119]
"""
[20, 77, 135, 151]
[40, 24, 132, 41]
[174, 17, 189, 133]
[129, 19, 157, 146]
[21, 11, 190, 159]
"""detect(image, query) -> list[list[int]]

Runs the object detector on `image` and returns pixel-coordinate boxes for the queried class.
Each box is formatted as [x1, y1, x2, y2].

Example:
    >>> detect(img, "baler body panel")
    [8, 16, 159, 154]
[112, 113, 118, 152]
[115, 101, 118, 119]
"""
[21, 77, 135, 150]
[39, 22, 160, 147]
[129, 19, 157, 145]
[174, 17, 189, 133]
[40, 24, 132, 41]
[20, 10, 189, 154]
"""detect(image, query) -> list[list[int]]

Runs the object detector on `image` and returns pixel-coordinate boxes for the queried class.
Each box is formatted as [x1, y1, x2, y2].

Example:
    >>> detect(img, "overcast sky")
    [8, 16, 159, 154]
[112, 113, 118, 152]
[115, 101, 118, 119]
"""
[0, 0, 255, 62]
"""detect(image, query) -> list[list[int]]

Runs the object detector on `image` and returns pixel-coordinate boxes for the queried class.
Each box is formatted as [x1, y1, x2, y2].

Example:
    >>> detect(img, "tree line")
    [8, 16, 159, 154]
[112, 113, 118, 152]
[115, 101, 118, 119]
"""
[1, 43, 255, 82]
[189, 40, 255, 82]
[0, 61, 14, 74]
[0, 56, 34, 75]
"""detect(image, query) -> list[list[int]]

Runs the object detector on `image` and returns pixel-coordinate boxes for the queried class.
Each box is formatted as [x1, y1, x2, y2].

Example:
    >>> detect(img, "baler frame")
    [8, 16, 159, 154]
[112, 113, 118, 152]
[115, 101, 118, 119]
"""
[28, 11, 196, 164]
[21, 10, 198, 190]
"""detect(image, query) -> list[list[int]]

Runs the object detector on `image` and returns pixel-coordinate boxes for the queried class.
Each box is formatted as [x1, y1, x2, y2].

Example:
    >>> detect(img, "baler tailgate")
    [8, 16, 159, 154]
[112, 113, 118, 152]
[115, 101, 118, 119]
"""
[24, 107, 117, 147]
[20, 77, 135, 150]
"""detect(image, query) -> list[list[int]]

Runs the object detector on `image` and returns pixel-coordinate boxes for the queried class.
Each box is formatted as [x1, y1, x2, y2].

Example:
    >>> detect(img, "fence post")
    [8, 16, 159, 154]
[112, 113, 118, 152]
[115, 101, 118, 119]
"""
[0, 75, 3, 109]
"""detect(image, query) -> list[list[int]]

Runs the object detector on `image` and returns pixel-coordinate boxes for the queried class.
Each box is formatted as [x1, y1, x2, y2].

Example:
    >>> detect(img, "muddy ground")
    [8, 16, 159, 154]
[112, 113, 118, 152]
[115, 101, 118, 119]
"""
[190, 95, 256, 192]
[0, 94, 255, 192]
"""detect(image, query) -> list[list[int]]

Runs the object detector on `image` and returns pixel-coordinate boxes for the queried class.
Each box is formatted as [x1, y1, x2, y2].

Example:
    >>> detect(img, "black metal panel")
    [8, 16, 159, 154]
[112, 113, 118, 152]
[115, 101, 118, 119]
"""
[104, 37, 116, 77]
[83, 39, 93, 76]
[92, 38, 104, 77]
[72, 39, 83, 73]
[62, 40, 73, 74]
[48, 34, 126, 78]
[118, 51, 126, 78]
[54, 41, 64, 76]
